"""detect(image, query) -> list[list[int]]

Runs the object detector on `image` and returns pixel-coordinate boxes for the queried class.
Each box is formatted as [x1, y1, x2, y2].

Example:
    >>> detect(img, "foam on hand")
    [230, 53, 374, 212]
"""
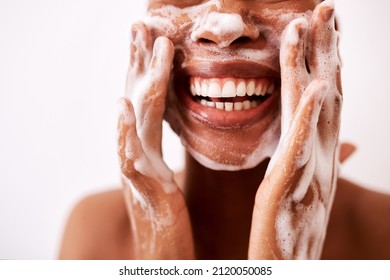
[144, 0, 339, 175]
[134, 0, 342, 259]
[272, 0, 341, 259]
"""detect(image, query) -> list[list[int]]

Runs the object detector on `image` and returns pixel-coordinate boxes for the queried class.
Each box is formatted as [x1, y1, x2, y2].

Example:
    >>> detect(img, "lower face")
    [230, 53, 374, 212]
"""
[147, 0, 319, 171]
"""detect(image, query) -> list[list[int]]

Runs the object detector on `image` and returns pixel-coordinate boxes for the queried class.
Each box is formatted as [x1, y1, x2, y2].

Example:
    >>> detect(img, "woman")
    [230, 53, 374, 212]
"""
[59, 0, 390, 259]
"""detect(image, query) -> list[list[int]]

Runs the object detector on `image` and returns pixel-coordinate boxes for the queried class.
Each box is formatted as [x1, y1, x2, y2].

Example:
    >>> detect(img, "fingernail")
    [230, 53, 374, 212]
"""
[322, 6, 335, 22]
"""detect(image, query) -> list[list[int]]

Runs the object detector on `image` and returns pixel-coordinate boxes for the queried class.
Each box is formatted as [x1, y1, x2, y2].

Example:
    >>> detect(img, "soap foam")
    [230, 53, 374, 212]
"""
[145, 0, 222, 36]
[144, 1, 285, 71]
[191, 12, 246, 48]
[144, 1, 340, 175]
[179, 113, 280, 171]
[145, 1, 299, 171]
[125, 66, 178, 195]
[141, 0, 341, 259]
[273, 1, 341, 259]
[275, 164, 328, 259]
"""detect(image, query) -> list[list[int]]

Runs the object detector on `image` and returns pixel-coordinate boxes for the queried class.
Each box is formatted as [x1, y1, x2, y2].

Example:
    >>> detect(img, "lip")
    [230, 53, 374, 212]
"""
[173, 61, 281, 129]
[182, 60, 280, 79]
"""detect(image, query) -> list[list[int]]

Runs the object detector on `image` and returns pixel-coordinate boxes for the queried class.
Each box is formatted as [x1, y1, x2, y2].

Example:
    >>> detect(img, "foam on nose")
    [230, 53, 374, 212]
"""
[191, 12, 246, 48]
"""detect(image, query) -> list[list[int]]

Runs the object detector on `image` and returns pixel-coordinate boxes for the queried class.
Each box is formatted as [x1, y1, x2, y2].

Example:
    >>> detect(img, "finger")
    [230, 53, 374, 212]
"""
[339, 142, 356, 164]
[277, 80, 328, 173]
[250, 81, 328, 260]
[316, 90, 342, 151]
[280, 17, 309, 131]
[117, 97, 145, 179]
[307, 2, 343, 148]
[118, 98, 163, 205]
[118, 98, 177, 205]
[127, 22, 153, 93]
[136, 36, 174, 156]
[257, 80, 328, 219]
[308, 1, 338, 80]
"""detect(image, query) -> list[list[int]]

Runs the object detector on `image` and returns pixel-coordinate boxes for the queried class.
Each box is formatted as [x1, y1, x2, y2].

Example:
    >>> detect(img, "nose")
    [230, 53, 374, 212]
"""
[191, 12, 259, 48]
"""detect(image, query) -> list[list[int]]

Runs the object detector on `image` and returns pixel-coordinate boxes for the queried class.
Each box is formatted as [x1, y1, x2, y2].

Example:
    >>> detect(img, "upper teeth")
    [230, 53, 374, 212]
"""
[190, 77, 276, 98]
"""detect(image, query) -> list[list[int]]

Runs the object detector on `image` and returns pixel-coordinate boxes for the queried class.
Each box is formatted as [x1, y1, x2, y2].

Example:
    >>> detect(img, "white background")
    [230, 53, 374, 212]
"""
[0, 0, 389, 259]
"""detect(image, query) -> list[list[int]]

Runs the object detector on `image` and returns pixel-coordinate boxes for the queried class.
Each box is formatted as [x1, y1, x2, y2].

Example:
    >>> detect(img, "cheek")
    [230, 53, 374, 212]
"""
[251, 8, 314, 48]
[145, 8, 196, 46]
[220, 11, 309, 49]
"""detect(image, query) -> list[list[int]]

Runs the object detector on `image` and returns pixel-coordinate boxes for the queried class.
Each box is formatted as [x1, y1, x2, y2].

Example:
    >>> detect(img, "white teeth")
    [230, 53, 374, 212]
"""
[209, 82, 222, 97]
[191, 78, 275, 98]
[199, 100, 255, 111]
[201, 82, 208, 97]
[190, 84, 196, 96]
[191, 77, 275, 112]
[260, 80, 267, 96]
[216, 102, 224, 110]
[221, 81, 236, 98]
[254, 83, 262, 96]
[247, 80, 255, 96]
[243, 100, 251, 110]
[237, 81, 246, 97]
[195, 80, 201, 96]
[206, 101, 215, 108]
[234, 102, 243, 111]
[224, 102, 233, 111]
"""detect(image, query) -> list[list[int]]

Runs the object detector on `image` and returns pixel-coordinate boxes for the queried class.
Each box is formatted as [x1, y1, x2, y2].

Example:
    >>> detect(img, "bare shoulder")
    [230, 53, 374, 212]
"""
[322, 177, 390, 259]
[58, 171, 186, 260]
[59, 188, 131, 259]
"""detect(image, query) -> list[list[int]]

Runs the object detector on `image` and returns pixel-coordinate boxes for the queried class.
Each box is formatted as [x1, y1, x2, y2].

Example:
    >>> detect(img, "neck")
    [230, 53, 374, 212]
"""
[182, 153, 269, 259]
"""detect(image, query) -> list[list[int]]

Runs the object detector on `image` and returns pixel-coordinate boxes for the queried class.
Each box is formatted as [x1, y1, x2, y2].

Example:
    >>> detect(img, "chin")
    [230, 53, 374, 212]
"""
[183, 130, 280, 171]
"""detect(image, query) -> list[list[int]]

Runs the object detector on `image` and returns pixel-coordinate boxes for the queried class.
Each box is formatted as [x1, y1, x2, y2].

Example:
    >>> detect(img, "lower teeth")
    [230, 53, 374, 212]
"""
[197, 99, 260, 111]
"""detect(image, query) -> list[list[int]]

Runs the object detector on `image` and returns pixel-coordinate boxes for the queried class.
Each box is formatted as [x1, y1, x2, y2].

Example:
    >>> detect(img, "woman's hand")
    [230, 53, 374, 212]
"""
[118, 22, 194, 259]
[249, 1, 342, 259]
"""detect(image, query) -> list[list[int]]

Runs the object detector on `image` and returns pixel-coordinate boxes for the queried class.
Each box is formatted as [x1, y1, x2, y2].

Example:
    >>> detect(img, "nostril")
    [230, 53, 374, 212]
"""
[198, 36, 253, 47]
[198, 38, 216, 45]
[231, 36, 252, 45]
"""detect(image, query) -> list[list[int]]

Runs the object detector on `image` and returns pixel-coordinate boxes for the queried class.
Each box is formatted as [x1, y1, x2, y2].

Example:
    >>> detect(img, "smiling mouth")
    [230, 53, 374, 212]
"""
[189, 77, 276, 112]
[172, 59, 281, 128]
[175, 75, 280, 129]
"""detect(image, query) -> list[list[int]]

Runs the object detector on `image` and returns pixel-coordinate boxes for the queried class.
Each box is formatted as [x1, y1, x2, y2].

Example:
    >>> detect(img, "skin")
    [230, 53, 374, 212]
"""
[59, 0, 390, 259]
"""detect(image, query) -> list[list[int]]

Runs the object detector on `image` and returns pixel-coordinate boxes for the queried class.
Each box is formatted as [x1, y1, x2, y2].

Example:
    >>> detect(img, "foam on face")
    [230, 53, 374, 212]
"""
[143, 2, 317, 171]
[144, 1, 309, 68]
[145, 0, 338, 175]
[191, 12, 246, 48]
[177, 112, 280, 171]
[139, 0, 341, 258]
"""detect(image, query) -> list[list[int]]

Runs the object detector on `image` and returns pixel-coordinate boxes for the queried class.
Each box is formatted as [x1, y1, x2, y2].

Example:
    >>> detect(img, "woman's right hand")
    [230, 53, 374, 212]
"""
[118, 22, 194, 259]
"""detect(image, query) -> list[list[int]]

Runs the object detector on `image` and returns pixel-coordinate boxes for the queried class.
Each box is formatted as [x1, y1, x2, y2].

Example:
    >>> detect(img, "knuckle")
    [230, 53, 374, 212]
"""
[120, 158, 138, 178]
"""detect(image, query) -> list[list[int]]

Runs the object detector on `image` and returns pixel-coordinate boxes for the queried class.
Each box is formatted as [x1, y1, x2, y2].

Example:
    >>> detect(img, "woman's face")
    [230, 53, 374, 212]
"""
[146, 0, 320, 170]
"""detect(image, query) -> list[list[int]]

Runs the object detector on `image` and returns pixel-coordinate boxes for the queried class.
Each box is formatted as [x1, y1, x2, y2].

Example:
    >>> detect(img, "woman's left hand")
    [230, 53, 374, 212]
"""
[249, 1, 342, 259]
